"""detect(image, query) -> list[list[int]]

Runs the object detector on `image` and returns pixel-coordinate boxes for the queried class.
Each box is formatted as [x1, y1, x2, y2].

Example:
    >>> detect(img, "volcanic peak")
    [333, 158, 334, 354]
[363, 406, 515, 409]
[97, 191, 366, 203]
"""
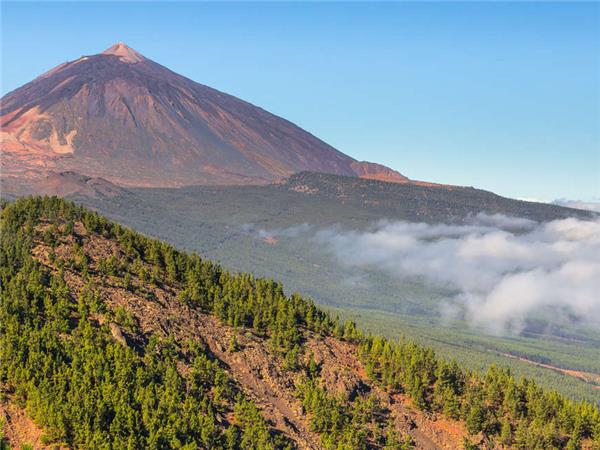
[101, 42, 145, 63]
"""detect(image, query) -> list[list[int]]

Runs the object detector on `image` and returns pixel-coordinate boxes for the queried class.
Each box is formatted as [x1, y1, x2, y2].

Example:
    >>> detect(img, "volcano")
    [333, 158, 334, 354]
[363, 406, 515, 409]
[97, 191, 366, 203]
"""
[1, 43, 407, 187]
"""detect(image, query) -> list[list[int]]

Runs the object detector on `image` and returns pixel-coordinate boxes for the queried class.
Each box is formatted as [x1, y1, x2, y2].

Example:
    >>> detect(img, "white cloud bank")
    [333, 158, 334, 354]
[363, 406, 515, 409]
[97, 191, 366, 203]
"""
[311, 214, 600, 334]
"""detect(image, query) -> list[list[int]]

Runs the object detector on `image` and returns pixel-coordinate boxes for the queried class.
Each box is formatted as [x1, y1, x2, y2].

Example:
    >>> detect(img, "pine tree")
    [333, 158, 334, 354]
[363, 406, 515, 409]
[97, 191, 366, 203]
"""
[500, 416, 512, 446]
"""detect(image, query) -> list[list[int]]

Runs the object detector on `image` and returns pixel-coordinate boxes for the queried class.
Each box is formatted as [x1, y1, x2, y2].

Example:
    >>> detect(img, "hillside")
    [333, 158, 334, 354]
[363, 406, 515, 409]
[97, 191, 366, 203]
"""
[0, 43, 406, 187]
[13, 172, 599, 405]
[1, 197, 600, 449]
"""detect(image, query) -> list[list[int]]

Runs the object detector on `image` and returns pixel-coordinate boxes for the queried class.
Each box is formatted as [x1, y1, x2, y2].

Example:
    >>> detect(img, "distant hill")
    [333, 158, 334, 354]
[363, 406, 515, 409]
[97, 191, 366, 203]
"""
[1, 43, 406, 187]
[2, 197, 599, 449]
[10, 169, 593, 222]
[277, 172, 595, 222]
[33, 171, 126, 198]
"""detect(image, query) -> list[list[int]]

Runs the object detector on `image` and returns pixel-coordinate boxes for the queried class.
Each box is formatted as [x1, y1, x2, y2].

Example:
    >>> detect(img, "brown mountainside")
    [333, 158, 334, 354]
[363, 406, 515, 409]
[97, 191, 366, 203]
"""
[1, 43, 407, 187]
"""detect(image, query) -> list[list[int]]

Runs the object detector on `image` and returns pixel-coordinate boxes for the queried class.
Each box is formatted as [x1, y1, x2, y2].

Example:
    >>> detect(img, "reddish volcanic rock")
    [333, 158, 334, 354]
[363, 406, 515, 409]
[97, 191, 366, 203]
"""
[102, 42, 145, 63]
[350, 161, 409, 183]
[1, 43, 406, 187]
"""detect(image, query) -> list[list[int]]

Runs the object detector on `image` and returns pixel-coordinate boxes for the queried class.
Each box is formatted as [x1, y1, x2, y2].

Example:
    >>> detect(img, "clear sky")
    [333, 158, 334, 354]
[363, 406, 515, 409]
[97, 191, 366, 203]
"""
[2, 1, 599, 201]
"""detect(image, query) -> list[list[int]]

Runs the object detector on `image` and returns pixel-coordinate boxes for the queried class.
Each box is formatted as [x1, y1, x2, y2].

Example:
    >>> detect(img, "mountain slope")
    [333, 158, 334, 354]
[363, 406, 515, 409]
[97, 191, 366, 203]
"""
[11, 171, 598, 406]
[1, 43, 406, 187]
[2, 198, 599, 449]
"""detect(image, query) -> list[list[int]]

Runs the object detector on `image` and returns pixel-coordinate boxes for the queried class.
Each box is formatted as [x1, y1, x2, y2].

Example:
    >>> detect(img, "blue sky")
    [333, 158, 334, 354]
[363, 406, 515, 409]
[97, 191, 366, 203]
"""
[2, 1, 598, 201]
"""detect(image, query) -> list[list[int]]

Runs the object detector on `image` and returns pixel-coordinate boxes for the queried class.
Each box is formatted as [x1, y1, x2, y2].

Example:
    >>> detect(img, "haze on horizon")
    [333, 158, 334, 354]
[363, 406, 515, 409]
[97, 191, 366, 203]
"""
[1, 1, 598, 202]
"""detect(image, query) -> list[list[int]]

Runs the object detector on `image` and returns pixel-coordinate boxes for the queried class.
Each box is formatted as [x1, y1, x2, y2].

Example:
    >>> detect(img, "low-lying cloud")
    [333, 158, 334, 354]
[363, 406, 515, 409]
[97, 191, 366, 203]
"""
[313, 214, 600, 333]
[255, 214, 599, 334]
